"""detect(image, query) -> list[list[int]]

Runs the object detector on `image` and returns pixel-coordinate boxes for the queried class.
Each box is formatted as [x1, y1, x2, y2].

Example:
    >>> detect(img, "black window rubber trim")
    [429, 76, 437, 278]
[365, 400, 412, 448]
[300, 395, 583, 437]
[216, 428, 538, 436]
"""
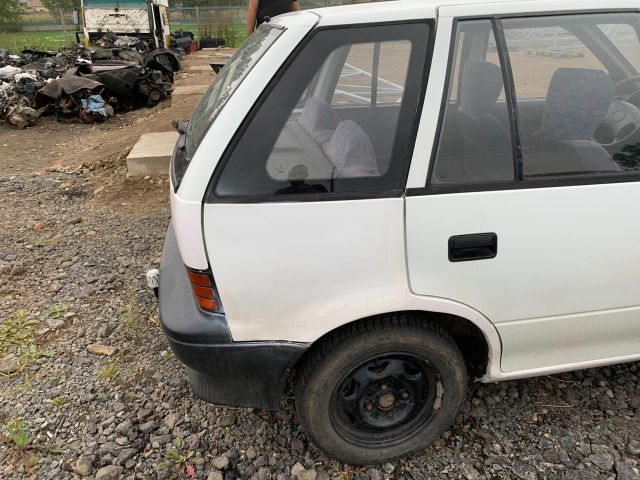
[421, 9, 640, 197]
[407, 172, 640, 196]
[492, 17, 523, 181]
[202, 19, 436, 205]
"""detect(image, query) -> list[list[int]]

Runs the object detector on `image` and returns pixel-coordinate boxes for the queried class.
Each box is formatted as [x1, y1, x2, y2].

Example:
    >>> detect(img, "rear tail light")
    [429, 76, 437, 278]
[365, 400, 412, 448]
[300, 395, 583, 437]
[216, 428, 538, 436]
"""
[186, 267, 223, 313]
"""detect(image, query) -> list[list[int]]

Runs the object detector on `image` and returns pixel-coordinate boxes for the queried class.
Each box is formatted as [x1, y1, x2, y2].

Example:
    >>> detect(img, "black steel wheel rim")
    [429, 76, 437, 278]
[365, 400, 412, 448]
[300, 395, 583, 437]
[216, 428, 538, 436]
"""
[329, 353, 443, 447]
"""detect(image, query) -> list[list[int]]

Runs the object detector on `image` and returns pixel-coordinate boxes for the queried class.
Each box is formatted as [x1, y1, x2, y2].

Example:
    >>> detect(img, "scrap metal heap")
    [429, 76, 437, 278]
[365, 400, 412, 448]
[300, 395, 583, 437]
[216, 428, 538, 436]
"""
[0, 35, 180, 129]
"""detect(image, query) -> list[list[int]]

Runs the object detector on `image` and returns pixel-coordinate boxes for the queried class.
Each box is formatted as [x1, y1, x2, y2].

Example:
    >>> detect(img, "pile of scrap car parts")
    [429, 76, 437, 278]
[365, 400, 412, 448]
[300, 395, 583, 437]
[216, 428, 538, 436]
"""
[0, 38, 180, 129]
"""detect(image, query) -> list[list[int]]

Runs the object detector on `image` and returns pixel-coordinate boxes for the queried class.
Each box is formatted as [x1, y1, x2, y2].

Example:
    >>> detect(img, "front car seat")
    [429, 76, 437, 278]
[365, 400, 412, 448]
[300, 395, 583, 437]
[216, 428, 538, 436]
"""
[526, 68, 621, 175]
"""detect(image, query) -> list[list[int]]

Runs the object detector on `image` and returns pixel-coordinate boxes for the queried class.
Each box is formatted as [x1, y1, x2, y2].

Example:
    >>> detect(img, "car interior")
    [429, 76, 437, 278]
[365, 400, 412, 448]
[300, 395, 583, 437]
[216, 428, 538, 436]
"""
[266, 43, 404, 185]
[265, 14, 640, 191]
[433, 14, 640, 183]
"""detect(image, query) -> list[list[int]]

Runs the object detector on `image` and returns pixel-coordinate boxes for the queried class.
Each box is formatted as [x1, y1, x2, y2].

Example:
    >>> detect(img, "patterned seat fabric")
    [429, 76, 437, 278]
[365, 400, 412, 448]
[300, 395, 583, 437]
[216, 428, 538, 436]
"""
[298, 96, 337, 146]
[527, 68, 621, 175]
[459, 59, 510, 153]
[322, 120, 379, 177]
[538, 68, 614, 141]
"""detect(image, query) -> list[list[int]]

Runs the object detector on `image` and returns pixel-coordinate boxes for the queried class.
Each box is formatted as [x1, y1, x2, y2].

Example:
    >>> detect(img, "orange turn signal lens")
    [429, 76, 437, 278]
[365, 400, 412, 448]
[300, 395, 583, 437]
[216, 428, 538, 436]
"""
[186, 267, 221, 313]
[187, 270, 212, 287]
[192, 284, 214, 299]
[196, 296, 218, 311]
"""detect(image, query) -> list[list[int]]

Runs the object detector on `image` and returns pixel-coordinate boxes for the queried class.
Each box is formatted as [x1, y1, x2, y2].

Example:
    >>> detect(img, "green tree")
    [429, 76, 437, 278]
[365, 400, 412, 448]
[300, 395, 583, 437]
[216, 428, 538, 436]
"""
[41, 0, 80, 32]
[0, 0, 24, 29]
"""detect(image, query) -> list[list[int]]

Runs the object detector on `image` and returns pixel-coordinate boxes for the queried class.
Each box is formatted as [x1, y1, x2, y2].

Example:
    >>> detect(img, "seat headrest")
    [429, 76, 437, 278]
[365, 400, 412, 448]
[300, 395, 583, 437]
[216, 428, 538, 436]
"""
[298, 96, 337, 146]
[322, 120, 379, 177]
[459, 60, 504, 117]
[538, 68, 614, 141]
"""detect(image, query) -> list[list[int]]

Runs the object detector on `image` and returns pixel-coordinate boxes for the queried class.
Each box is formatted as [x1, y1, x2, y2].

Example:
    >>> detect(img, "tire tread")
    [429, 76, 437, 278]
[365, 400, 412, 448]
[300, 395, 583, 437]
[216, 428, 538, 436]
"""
[295, 313, 468, 464]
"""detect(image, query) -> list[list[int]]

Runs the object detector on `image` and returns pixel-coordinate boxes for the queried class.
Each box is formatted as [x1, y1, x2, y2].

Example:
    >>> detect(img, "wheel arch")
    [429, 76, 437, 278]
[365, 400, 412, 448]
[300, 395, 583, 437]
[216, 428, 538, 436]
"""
[290, 304, 502, 384]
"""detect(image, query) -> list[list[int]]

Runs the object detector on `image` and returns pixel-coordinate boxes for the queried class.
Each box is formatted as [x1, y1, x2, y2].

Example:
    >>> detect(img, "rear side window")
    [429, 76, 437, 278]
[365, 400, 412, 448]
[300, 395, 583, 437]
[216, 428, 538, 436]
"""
[211, 23, 430, 200]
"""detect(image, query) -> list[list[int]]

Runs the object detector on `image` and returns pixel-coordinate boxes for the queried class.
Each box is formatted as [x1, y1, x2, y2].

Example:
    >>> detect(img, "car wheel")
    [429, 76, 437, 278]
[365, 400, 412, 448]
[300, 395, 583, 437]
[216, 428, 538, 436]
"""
[295, 314, 468, 464]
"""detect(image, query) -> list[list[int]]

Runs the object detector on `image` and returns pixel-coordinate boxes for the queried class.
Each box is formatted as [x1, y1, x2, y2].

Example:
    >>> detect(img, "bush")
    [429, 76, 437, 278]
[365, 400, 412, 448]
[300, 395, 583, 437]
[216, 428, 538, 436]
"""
[198, 9, 243, 48]
[0, 22, 24, 33]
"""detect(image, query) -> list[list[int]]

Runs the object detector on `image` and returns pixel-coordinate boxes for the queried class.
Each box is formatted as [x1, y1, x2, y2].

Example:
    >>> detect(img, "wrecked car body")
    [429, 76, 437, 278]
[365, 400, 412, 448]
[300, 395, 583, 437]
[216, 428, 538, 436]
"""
[0, 40, 180, 128]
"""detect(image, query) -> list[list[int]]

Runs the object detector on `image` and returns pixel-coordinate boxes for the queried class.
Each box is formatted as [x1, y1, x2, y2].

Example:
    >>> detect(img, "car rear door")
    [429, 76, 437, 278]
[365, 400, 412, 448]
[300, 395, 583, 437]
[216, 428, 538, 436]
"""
[405, 9, 640, 374]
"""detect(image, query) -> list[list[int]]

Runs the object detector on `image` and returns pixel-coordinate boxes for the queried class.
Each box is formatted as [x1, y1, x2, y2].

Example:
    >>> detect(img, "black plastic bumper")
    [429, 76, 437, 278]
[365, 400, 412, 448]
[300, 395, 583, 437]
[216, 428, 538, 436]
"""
[159, 222, 309, 410]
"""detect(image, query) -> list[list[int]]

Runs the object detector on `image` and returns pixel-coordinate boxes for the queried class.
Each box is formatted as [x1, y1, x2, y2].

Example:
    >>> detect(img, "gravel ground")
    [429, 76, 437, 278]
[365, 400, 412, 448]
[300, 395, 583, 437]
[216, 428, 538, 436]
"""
[0, 158, 639, 480]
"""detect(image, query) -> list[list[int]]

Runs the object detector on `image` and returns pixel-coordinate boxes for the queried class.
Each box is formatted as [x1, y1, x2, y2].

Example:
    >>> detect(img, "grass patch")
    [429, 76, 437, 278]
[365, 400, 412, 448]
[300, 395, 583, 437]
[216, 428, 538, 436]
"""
[160, 437, 196, 476]
[0, 310, 54, 372]
[0, 310, 41, 369]
[47, 304, 71, 319]
[120, 300, 140, 332]
[4, 418, 29, 450]
[0, 30, 76, 51]
[49, 396, 67, 407]
[0, 310, 35, 355]
[100, 362, 120, 382]
[160, 349, 175, 361]
[1, 418, 60, 476]
[32, 235, 59, 248]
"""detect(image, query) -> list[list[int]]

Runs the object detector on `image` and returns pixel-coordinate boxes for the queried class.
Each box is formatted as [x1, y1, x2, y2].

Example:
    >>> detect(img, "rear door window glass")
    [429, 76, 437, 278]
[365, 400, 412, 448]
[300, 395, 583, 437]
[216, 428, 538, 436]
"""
[597, 23, 640, 74]
[503, 14, 640, 177]
[431, 20, 515, 185]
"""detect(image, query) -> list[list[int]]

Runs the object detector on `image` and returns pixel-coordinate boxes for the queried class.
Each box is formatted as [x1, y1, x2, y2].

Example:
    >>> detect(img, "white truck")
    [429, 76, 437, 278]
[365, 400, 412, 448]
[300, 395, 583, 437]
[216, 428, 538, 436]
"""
[81, 0, 171, 49]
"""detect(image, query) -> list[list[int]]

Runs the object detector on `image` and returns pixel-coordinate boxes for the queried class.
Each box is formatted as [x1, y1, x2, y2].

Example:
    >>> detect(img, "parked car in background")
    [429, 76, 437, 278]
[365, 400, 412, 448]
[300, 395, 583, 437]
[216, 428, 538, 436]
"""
[157, 0, 640, 464]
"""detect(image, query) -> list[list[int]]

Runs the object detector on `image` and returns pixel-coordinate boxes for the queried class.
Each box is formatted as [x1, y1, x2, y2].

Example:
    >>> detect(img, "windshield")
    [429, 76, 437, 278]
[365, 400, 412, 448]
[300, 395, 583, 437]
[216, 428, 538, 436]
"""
[185, 24, 284, 157]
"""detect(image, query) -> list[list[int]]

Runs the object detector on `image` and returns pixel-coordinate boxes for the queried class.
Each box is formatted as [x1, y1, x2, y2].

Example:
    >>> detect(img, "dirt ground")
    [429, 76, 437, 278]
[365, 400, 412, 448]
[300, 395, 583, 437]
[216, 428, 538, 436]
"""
[0, 49, 231, 219]
[0, 48, 229, 176]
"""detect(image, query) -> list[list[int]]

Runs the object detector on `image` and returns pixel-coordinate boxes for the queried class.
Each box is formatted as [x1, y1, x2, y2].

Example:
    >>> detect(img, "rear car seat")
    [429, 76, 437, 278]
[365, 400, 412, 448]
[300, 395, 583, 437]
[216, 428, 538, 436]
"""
[322, 120, 379, 177]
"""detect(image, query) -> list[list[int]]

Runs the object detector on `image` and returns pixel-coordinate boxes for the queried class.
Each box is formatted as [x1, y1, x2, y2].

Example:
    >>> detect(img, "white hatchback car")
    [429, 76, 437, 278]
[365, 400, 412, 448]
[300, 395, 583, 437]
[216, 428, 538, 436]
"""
[160, 0, 640, 464]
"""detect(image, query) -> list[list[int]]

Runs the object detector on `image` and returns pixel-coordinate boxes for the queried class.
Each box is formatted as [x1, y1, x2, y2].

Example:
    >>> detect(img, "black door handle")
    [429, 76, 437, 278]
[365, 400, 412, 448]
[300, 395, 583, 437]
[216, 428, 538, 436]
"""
[448, 233, 497, 262]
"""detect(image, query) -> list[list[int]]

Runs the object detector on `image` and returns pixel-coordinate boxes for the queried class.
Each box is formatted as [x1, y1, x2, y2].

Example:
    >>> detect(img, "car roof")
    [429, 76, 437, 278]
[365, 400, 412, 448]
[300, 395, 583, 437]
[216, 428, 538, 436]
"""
[311, 0, 639, 26]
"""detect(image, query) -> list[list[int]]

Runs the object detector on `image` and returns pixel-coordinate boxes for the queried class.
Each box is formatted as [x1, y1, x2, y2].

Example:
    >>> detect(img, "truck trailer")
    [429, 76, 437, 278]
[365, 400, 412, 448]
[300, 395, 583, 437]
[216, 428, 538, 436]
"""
[81, 0, 171, 49]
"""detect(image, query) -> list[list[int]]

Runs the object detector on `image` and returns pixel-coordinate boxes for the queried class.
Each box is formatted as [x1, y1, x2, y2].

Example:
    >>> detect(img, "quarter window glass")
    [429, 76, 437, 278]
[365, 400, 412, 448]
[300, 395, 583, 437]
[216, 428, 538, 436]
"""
[431, 20, 514, 185]
[332, 44, 374, 106]
[503, 14, 640, 176]
[214, 24, 429, 199]
[332, 41, 410, 106]
[378, 41, 410, 104]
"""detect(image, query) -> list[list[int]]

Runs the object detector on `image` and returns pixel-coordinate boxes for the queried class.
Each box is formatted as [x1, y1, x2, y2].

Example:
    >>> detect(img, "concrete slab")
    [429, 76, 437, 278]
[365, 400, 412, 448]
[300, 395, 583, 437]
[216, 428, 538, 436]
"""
[172, 84, 210, 95]
[189, 65, 214, 73]
[168, 84, 210, 106]
[126, 131, 178, 176]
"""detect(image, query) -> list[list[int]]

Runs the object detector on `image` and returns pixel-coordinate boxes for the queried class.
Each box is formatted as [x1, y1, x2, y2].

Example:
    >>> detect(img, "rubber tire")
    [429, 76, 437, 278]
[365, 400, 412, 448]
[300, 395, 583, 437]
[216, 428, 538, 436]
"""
[295, 314, 468, 464]
[199, 37, 225, 49]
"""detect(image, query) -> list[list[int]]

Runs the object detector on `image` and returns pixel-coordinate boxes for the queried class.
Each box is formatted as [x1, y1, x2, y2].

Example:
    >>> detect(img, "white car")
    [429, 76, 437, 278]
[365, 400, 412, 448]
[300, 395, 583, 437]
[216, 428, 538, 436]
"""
[159, 0, 640, 464]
